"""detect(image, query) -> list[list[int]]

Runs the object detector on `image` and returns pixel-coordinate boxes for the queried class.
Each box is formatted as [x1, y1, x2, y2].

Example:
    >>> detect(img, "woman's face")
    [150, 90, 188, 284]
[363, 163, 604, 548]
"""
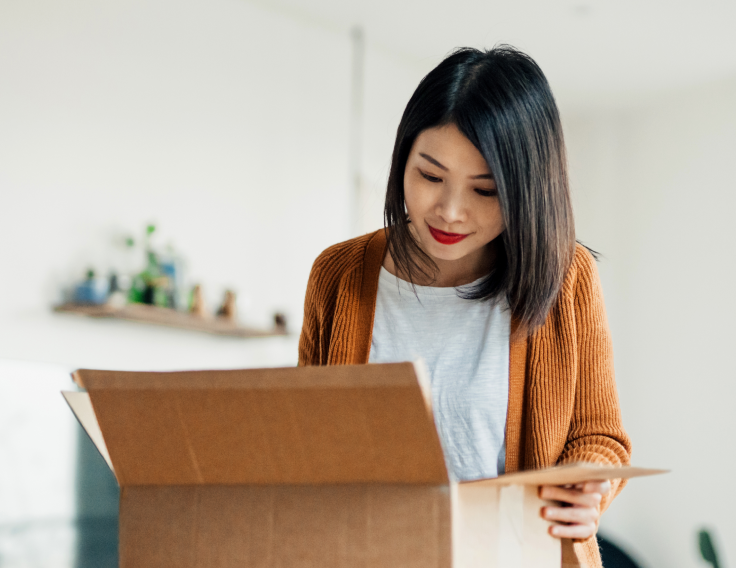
[403, 123, 505, 275]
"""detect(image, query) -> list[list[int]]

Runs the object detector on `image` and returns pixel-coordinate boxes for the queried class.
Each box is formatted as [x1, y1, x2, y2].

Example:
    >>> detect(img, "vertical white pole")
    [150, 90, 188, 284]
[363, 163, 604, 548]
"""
[349, 26, 365, 237]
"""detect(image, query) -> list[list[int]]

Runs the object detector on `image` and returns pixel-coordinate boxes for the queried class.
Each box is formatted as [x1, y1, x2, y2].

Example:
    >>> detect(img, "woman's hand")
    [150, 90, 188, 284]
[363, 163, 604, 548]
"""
[539, 480, 611, 540]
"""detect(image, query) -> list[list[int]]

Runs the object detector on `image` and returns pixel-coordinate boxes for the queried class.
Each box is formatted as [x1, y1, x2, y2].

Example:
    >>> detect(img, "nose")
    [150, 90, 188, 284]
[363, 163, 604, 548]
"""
[434, 183, 467, 226]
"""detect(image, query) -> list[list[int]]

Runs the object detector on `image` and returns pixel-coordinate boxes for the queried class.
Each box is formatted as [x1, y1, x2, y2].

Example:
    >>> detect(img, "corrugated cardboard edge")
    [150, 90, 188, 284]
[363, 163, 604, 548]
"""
[71, 369, 85, 389]
[62, 391, 116, 479]
[461, 463, 668, 488]
[74, 362, 427, 390]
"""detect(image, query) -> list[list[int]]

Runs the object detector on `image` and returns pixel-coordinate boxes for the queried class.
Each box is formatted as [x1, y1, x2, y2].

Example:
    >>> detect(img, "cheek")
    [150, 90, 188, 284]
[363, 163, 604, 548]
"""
[479, 201, 505, 237]
[403, 178, 430, 219]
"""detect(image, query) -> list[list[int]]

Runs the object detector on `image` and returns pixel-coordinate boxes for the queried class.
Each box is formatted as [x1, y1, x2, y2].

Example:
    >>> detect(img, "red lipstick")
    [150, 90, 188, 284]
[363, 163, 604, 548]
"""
[428, 225, 470, 245]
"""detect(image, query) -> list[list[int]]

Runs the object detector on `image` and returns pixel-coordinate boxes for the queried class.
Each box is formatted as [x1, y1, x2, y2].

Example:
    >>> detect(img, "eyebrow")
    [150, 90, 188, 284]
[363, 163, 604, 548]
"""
[419, 152, 494, 180]
[419, 152, 448, 171]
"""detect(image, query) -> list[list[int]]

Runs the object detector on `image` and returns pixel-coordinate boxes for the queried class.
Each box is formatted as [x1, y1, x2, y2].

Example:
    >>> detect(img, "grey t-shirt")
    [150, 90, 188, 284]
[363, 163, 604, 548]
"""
[368, 267, 510, 481]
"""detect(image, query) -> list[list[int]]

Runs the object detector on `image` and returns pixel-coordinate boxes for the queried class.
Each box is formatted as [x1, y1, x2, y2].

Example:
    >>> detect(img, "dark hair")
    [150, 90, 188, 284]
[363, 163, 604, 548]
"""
[384, 45, 575, 334]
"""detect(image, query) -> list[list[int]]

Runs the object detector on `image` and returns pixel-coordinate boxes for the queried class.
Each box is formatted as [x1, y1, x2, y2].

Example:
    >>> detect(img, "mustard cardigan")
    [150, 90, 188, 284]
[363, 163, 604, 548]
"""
[298, 229, 631, 568]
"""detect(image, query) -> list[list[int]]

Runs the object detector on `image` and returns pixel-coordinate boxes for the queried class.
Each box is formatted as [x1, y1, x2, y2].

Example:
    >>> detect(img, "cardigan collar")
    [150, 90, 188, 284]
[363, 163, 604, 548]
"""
[354, 229, 526, 474]
[352, 229, 388, 365]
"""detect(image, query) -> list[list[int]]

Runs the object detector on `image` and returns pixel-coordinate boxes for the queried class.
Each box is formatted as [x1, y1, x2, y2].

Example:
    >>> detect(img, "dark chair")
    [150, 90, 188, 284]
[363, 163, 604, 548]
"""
[598, 533, 644, 568]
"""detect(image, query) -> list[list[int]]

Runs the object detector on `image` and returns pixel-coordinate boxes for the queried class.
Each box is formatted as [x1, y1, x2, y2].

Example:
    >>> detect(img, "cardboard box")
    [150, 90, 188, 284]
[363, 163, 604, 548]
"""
[64, 361, 664, 568]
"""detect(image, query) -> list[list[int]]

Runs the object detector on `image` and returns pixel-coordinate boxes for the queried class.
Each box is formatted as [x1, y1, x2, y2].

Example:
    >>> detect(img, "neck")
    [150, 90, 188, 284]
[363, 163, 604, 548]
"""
[384, 239, 498, 288]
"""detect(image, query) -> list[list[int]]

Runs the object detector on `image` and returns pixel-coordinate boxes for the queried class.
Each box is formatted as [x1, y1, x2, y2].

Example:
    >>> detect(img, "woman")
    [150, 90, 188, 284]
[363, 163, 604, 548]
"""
[299, 46, 630, 567]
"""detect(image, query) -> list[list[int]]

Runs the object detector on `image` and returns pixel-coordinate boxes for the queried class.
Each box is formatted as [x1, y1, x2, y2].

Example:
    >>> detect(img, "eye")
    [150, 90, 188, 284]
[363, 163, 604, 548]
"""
[419, 170, 442, 183]
[475, 188, 497, 197]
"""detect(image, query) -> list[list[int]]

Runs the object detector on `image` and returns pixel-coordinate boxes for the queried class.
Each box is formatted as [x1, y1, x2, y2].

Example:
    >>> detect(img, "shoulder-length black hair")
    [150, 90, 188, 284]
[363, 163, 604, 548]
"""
[384, 45, 575, 333]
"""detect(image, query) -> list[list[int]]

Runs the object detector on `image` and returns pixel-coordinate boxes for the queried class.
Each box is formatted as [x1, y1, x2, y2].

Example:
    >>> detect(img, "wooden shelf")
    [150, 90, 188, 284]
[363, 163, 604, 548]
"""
[53, 303, 288, 338]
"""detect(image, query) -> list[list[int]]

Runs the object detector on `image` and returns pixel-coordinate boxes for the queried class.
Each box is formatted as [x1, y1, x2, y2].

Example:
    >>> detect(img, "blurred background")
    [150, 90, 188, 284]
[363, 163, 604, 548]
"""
[1, 0, 734, 566]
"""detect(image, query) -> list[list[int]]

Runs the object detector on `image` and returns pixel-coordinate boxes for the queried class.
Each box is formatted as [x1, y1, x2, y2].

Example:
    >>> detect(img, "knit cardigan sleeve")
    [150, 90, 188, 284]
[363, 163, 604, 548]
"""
[557, 246, 632, 513]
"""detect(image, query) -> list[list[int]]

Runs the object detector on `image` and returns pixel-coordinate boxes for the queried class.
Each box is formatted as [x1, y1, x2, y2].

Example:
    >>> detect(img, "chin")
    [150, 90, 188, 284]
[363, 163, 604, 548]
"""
[423, 241, 476, 262]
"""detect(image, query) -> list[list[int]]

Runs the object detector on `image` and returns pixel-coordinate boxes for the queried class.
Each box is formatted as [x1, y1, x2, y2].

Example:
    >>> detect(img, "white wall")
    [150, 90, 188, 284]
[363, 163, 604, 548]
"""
[0, 0, 354, 341]
[0, 3, 423, 564]
[0, 0, 429, 367]
[357, 46, 426, 234]
[565, 76, 736, 568]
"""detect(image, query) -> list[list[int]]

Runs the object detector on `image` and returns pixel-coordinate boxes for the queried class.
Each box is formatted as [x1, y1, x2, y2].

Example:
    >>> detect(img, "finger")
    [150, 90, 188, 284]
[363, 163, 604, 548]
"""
[548, 522, 597, 540]
[542, 505, 598, 525]
[582, 480, 611, 495]
[539, 485, 602, 508]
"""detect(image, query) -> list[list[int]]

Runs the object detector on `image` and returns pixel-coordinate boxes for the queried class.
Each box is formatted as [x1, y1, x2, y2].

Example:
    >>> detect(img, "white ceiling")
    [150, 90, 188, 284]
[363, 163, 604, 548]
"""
[250, 0, 736, 110]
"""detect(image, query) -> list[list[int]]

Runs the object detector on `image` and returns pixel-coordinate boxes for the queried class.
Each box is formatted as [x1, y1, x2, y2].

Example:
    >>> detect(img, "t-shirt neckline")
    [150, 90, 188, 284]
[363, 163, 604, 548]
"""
[378, 266, 487, 298]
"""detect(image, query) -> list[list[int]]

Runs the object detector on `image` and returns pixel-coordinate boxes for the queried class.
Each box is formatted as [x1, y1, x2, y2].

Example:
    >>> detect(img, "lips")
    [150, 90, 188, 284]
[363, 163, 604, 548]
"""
[428, 225, 470, 245]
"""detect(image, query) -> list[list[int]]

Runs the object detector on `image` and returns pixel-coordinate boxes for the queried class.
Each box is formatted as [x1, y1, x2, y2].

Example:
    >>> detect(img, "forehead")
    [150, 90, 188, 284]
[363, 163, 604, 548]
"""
[411, 123, 490, 173]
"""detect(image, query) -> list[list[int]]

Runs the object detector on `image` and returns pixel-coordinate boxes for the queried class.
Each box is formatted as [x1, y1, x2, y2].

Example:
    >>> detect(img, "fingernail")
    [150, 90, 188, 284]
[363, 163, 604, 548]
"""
[551, 526, 560, 536]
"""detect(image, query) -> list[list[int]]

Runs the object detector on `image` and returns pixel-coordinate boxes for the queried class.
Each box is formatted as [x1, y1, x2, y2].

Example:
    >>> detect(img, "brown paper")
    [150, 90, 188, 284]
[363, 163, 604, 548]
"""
[119, 484, 451, 568]
[63, 362, 668, 568]
[74, 361, 448, 486]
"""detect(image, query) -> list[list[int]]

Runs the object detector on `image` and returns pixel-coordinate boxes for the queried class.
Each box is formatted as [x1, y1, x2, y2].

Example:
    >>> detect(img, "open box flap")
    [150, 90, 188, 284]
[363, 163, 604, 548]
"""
[461, 462, 668, 488]
[72, 361, 448, 487]
[62, 391, 116, 479]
